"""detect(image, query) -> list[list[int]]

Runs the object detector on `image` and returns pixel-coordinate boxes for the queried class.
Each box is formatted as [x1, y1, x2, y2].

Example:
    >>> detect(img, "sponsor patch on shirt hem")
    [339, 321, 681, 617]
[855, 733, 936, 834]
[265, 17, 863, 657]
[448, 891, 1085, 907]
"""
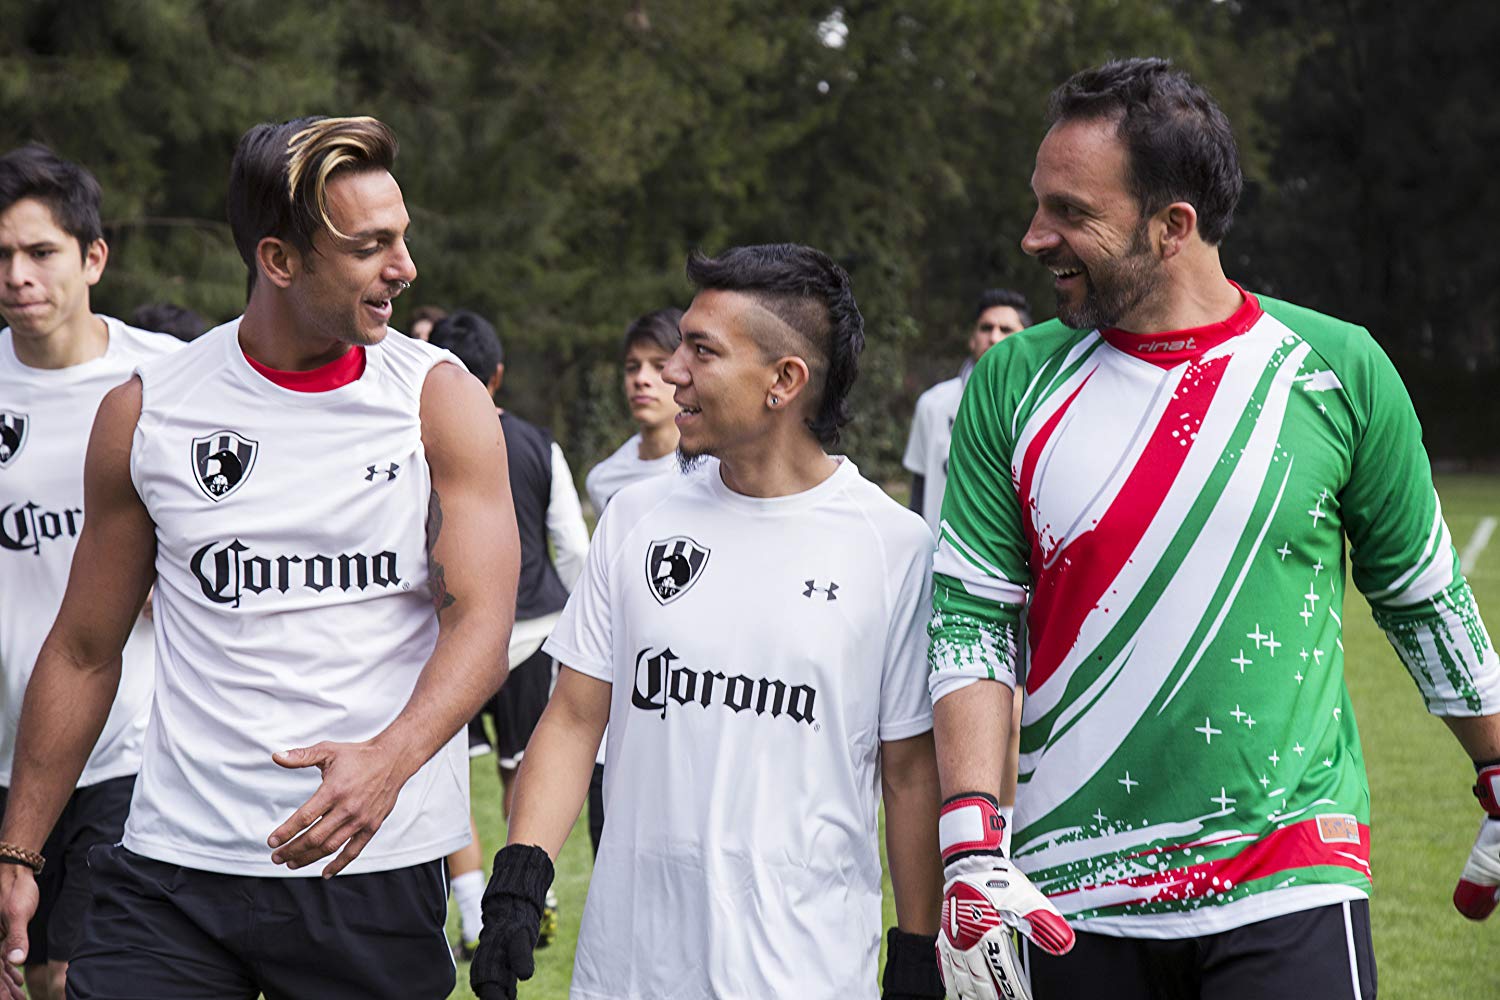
[1316, 813, 1361, 844]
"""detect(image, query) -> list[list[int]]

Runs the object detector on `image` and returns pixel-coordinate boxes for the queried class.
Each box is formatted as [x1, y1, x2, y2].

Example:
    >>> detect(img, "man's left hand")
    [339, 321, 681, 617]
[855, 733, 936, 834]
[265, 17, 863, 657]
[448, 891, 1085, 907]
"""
[267, 739, 415, 877]
[1454, 764, 1500, 919]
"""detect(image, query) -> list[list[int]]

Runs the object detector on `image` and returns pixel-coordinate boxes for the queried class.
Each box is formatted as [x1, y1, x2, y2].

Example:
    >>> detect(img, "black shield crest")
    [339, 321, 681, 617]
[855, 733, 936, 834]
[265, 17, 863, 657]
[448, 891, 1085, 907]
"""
[645, 536, 711, 605]
[0, 411, 28, 470]
[192, 430, 259, 502]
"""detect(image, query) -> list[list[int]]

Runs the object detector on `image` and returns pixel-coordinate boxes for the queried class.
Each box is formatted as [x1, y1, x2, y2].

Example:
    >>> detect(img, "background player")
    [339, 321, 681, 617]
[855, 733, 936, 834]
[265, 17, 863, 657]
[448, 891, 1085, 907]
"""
[585, 306, 683, 515]
[0, 145, 179, 1000]
[407, 303, 447, 342]
[929, 58, 1500, 999]
[903, 289, 1029, 536]
[470, 244, 946, 1000]
[580, 305, 683, 855]
[0, 116, 519, 999]
[129, 302, 210, 343]
[428, 309, 588, 958]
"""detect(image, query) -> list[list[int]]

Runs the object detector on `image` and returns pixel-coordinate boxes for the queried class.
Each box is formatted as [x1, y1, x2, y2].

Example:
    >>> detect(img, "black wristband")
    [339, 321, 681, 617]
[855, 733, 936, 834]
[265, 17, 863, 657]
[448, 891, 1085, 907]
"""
[487, 844, 554, 911]
[881, 926, 944, 999]
[1475, 757, 1500, 773]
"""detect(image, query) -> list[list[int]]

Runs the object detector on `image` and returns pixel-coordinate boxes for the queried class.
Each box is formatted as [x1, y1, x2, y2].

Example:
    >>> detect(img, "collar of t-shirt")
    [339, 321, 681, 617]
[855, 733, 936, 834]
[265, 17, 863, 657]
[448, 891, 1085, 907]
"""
[243, 344, 367, 391]
[704, 456, 854, 514]
[1099, 280, 1262, 369]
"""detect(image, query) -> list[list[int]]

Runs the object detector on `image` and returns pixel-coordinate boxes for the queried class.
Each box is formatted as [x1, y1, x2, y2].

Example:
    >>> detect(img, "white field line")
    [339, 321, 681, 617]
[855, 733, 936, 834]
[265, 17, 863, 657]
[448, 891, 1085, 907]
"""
[1460, 516, 1497, 574]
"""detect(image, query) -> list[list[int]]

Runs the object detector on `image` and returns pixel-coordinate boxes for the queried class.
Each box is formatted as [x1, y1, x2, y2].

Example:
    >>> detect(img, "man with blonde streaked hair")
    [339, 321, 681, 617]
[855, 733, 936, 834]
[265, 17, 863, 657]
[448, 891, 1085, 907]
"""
[0, 115, 520, 999]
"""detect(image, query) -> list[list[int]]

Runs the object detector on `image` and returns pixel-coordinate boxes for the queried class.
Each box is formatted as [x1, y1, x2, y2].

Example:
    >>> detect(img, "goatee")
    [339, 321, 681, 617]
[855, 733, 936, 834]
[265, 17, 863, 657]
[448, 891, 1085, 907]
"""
[677, 449, 708, 475]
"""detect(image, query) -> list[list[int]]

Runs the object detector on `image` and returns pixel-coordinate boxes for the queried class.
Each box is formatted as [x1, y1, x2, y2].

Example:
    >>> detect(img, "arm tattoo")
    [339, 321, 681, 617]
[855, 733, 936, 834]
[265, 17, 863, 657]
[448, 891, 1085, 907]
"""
[426, 487, 457, 618]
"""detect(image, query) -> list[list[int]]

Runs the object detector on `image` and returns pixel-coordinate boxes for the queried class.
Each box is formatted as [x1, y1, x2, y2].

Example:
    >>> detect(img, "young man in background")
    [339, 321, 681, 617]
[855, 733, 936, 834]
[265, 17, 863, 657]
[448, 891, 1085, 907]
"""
[580, 306, 684, 854]
[0, 144, 179, 1000]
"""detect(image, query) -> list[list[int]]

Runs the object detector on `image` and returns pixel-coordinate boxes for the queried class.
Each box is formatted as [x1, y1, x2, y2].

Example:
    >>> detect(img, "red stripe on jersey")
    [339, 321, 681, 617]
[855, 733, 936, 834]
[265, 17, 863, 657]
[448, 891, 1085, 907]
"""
[1099, 282, 1263, 369]
[1047, 816, 1371, 909]
[1015, 371, 1095, 562]
[1023, 353, 1231, 694]
[244, 345, 367, 391]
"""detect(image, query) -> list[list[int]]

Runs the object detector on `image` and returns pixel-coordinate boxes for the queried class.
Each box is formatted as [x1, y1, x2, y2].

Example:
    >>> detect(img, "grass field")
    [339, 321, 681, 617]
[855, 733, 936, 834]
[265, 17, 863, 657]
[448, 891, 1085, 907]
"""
[445, 475, 1500, 1000]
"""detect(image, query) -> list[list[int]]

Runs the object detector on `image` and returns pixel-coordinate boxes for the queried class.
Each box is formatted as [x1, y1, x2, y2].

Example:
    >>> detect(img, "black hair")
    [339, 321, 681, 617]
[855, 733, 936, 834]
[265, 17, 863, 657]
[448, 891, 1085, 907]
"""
[428, 309, 504, 383]
[1047, 58, 1242, 245]
[973, 288, 1032, 328]
[685, 243, 863, 447]
[227, 116, 398, 291]
[0, 144, 103, 254]
[622, 307, 683, 357]
[130, 302, 210, 342]
[410, 304, 448, 326]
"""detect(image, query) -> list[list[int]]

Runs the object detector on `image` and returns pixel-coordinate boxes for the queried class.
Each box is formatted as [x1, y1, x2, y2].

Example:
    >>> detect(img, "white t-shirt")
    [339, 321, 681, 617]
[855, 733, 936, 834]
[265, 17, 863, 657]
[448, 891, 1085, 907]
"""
[584, 433, 677, 515]
[546, 442, 588, 591]
[583, 433, 680, 765]
[902, 374, 966, 537]
[122, 321, 470, 876]
[545, 459, 934, 1000]
[0, 317, 179, 787]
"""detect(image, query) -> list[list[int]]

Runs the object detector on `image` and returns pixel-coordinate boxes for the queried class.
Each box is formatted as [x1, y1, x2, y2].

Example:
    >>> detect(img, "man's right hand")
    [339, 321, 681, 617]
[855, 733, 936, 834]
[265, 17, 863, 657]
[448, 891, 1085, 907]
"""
[1454, 763, 1500, 920]
[471, 844, 555, 1000]
[0, 865, 38, 999]
[935, 794, 1073, 1000]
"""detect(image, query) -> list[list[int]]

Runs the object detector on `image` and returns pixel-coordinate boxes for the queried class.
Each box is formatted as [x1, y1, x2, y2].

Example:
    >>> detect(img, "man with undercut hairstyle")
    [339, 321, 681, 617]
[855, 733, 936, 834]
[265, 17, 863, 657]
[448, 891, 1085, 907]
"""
[0, 144, 179, 1000]
[471, 244, 945, 1000]
[0, 116, 519, 1000]
[929, 58, 1500, 1000]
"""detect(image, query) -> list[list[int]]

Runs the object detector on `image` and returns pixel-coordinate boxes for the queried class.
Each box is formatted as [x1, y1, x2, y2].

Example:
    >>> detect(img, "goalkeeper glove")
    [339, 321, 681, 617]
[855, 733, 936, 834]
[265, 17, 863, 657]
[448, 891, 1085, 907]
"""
[936, 793, 1073, 1000]
[470, 844, 554, 1000]
[1454, 762, 1500, 920]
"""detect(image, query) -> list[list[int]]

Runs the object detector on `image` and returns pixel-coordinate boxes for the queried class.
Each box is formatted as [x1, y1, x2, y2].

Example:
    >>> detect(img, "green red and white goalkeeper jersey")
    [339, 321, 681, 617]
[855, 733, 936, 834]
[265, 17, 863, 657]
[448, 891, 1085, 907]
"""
[929, 284, 1500, 938]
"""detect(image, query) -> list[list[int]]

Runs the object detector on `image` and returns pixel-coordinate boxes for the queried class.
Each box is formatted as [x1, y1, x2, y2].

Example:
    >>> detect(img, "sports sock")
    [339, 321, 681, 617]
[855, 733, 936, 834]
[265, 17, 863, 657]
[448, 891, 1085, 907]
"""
[452, 869, 485, 943]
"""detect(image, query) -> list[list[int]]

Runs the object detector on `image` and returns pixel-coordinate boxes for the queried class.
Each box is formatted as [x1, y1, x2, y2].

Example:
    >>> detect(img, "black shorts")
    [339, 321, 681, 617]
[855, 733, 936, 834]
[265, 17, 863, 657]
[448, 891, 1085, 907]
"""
[0, 774, 134, 966]
[67, 844, 453, 999]
[472, 644, 555, 768]
[1024, 898, 1377, 999]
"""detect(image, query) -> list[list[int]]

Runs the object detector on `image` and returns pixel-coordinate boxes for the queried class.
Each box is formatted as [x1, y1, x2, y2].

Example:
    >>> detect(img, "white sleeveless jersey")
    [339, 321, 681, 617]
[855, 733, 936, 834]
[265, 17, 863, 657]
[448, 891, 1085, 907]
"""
[0, 317, 179, 787]
[546, 459, 935, 1000]
[123, 321, 469, 876]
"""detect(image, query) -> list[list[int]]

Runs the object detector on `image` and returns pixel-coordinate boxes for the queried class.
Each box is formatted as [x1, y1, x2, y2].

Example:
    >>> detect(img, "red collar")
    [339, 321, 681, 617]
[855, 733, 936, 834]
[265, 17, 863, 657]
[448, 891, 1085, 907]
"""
[1099, 281, 1262, 369]
[244, 345, 366, 392]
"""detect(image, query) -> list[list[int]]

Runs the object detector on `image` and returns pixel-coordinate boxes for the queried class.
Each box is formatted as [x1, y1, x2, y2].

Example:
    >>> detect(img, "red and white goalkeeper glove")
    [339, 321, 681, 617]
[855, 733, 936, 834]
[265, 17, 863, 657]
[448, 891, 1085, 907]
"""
[1454, 763, 1500, 920]
[936, 793, 1074, 1000]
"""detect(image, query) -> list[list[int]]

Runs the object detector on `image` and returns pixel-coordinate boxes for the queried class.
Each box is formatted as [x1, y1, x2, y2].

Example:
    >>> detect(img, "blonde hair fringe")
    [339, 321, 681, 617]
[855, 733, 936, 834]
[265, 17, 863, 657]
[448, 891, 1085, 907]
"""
[284, 116, 391, 243]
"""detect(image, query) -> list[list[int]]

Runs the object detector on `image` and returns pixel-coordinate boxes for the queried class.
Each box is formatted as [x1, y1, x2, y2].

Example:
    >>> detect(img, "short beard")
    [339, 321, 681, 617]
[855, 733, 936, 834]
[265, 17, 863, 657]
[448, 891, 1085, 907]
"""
[1055, 221, 1163, 331]
[677, 448, 709, 475]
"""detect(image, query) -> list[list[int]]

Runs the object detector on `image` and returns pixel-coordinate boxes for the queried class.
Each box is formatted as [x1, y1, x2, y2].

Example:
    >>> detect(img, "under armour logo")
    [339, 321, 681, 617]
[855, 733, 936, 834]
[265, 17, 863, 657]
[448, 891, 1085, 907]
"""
[802, 580, 838, 601]
[365, 463, 400, 482]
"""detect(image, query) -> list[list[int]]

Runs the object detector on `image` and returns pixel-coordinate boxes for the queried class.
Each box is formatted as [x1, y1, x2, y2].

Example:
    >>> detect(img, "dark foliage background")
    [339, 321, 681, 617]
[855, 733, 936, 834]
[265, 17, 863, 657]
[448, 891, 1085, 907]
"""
[3, 0, 1495, 478]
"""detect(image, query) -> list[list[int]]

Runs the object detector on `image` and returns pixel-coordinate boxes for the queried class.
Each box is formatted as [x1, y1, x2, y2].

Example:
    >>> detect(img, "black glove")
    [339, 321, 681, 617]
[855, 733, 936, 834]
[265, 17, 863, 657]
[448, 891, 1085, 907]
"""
[882, 926, 945, 1000]
[470, 844, 555, 1000]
